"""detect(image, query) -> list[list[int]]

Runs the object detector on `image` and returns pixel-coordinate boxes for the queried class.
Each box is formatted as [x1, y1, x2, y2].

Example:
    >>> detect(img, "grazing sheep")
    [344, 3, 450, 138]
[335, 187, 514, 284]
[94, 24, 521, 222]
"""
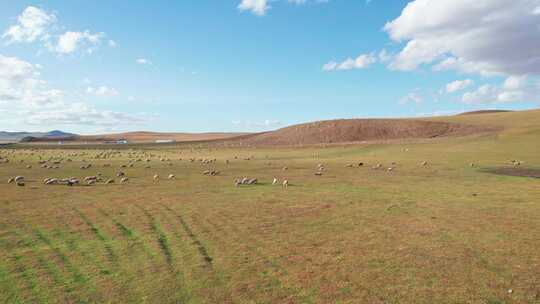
[87, 179, 96, 185]
[84, 176, 97, 182]
[116, 172, 125, 177]
[106, 179, 115, 184]
[241, 177, 248, 184]
[234, 179, 241, 187]
[421, 161, 428, 167]
[120, 177, 129, 184]
[272, 178, 278, 185]
[46, 178, 58, 185]
[387, 167, 394, 172]
[282, 166, 288, 171]
[8, 177, 15, 184]
[14, 176, 24, 182]
[247, 178, 258, 185]
[168, 174, 175, 179]
[26, 165, 32, 169]
[282, 180, 289, 188]
[203, 170, 210, 175]
[470, 162, 475, 167]
[153, 174, 160, 181]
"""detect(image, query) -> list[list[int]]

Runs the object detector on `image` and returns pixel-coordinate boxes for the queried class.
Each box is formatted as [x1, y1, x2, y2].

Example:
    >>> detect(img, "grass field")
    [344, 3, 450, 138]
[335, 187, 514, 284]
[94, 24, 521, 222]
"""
[1, 110, 540, 303]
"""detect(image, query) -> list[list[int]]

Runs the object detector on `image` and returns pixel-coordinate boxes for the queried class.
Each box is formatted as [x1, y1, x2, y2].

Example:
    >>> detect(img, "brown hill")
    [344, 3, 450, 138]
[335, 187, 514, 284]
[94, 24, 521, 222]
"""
[458, 110, 512, 115]
[229, 119, 492, 146]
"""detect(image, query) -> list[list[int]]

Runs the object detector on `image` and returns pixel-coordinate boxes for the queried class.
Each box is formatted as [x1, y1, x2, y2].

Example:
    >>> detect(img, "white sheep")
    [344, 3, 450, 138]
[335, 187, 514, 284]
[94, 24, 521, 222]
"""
[153, 174, 160, 181]
[120, 177, 129, 184]
[282, 180, 289, 188]
[168, 174, 175, 180]
[14, 176, 24, 182]
[272, 178, 278, 185]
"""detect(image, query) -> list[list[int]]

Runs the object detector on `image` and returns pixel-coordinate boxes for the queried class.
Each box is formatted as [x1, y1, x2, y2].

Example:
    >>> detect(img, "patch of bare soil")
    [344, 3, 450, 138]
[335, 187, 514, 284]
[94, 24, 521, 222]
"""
[227, 119, 494, 146]
[484, 167, 540, 178]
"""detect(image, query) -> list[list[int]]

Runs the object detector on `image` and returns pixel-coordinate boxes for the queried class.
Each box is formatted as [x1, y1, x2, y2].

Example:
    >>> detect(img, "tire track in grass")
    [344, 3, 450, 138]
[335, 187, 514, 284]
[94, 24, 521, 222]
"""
[135, 204, 192, 303]
[159, 204, 213, 267]
[53, 226, 112, 277]
[135, 205, 174, 267]
[33, 228, 92, 292]
[97, 208, 160, 270]
[73, 208, 118, 266]
[11, 254, 47, 303]
[11, 229, 71, 300]
[156, 202, 234, 303]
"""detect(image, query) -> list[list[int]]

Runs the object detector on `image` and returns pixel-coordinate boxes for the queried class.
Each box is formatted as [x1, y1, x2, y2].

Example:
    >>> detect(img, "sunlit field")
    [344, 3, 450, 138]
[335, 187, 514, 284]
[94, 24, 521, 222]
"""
[1, 110, 540, 303]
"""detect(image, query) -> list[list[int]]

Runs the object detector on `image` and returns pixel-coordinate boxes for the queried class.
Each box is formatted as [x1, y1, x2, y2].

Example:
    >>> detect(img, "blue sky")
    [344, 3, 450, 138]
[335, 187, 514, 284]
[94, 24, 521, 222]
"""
[0, 0, 539, 134]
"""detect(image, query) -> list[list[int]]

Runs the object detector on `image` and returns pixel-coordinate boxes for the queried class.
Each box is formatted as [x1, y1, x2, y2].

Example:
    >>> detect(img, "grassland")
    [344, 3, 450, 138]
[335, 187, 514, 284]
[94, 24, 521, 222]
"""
[1, 110, 540, 303]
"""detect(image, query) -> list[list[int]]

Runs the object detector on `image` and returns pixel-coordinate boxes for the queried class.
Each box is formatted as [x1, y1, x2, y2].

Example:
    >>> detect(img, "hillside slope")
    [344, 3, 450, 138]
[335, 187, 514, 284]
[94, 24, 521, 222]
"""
[231, 119, 492, 146]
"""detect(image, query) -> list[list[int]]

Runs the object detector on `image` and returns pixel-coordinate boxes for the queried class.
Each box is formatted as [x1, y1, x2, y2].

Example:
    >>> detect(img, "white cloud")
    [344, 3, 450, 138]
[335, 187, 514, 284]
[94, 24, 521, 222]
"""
[323, 53, 376, 71]
[3, 6, 109, 55]
[446, 79, 473, 93]
[108, 39, 117, 47]
[399, 91, 423, 105]
[238, 0, 270, 16]
[0, 54, 147, 129]
[22, 103, 146, 126]
[53, 31, 105, 54]
[461, 75, 539, 104]
[384, 0, 540, 76]
[86, 86, 119, 97]
[136, 58, 151, 65]
[2, 6, 56, 43]
[502, 75, 527, 91]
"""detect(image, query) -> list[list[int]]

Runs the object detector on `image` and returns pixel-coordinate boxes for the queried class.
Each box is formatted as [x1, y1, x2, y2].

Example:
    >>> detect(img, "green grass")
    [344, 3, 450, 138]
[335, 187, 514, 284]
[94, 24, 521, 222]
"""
[1, 110, 540, 303]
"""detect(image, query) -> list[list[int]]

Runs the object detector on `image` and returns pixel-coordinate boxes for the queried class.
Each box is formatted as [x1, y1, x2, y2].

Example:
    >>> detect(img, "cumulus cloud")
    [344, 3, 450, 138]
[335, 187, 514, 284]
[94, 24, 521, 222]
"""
[52, 31, 105, 54]
[2, 6, 56, 43]
[323, 53, 376, 71]
[384, 0, 540, 76]
[3, 6, 109, 55]
[461, 75, 539, 104]
[0, 54, 147, 129]
[238, 0, 270, 16]
[446, 79, 474, 93]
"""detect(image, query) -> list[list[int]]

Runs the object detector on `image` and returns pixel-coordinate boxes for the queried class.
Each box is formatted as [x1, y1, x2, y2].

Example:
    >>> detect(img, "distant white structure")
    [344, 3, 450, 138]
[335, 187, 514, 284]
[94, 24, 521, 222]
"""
[155, 139, 175, 143]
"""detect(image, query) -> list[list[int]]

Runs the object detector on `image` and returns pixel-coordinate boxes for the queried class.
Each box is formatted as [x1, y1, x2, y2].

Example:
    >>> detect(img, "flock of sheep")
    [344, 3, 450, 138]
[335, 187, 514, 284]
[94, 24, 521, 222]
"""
[3, 147, 518, 190]
[1, 148, 295, 189]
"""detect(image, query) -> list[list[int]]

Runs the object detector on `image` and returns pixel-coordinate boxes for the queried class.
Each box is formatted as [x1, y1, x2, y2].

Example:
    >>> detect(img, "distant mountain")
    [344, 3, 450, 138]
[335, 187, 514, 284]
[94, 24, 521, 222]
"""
[0, 130, 77, 143]
[43, 130, 76, 138]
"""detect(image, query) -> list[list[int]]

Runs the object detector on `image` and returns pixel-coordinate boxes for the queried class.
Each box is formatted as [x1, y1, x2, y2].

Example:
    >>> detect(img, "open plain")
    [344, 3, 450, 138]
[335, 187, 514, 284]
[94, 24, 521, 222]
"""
[1, 110, 540, 303]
